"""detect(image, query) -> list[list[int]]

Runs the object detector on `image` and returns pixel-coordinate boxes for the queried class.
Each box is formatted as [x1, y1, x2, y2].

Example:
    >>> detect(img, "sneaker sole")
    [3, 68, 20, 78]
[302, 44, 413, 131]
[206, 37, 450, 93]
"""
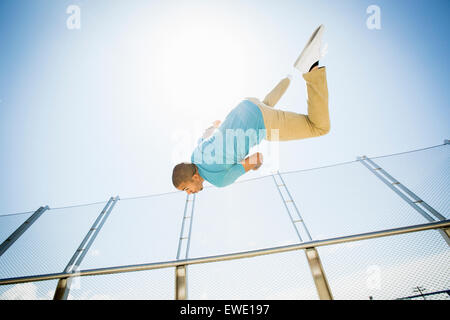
[293, 24, 325, 70]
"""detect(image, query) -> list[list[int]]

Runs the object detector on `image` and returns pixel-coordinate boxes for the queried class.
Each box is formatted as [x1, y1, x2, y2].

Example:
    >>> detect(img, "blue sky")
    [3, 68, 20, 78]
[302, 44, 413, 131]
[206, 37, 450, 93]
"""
[0, 0, 449, 212]
[0, 0, 449, 299]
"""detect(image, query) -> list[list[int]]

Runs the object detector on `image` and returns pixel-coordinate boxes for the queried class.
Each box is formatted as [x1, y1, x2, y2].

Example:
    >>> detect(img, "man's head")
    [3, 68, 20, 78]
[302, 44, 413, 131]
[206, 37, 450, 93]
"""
[172, 162, 204, 194]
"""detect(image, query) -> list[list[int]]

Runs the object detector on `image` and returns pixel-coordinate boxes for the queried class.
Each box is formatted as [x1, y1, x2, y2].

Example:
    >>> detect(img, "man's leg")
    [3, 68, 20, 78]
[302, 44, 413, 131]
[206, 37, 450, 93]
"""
[262, 77, 291, 107]
[257, 66, 330, 141]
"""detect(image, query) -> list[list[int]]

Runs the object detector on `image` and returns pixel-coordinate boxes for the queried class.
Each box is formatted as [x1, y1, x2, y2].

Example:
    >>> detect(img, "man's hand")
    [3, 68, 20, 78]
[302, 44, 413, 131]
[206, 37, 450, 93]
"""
[201, 120, 221, 140]
[240, 152, 263, 172]
[253, 152, 263, 170]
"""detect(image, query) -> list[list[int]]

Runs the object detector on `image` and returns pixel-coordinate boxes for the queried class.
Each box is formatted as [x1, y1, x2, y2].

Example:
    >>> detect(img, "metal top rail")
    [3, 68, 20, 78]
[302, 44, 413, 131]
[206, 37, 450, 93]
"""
[1, 219, 448, 286]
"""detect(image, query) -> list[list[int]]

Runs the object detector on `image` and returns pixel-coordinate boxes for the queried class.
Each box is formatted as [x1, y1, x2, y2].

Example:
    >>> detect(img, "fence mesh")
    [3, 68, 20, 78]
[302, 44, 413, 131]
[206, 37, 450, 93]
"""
[67, 268, 174, 300]
[0, 280, 58, 300]
[0, 144, 448, 299]
[374, 146, 450, 219]
[0, 203, 105, 279]
[317, 229, 450, 300]
[188, 250, 318, 299]
[79, 192, 186, 269]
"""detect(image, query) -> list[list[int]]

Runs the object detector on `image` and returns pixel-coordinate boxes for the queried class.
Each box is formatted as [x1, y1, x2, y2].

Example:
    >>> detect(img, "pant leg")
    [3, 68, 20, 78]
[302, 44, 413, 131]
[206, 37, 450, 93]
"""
[256, 67, 330, 141]
[262, 77, 291, 107]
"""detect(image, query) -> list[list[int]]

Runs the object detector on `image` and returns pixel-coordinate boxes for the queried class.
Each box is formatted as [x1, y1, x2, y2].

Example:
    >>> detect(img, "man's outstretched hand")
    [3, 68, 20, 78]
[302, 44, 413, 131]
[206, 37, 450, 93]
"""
[241, 152, 263, 172]
[253, 152, 263, 170]
[201, 120, 222, 140]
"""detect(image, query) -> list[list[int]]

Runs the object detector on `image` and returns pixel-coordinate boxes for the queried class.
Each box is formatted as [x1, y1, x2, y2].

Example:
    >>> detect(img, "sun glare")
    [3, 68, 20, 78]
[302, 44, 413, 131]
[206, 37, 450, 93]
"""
[153, 10, 253, 121]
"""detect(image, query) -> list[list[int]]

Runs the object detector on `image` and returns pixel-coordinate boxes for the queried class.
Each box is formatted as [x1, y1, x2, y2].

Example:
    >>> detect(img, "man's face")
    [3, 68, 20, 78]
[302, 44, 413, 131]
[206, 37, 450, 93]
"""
[177, 174, 204, 195]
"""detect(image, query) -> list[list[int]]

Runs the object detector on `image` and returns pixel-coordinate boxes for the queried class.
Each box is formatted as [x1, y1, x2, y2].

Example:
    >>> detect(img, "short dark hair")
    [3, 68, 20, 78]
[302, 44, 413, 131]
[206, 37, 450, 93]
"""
[172, 162, 197, 188]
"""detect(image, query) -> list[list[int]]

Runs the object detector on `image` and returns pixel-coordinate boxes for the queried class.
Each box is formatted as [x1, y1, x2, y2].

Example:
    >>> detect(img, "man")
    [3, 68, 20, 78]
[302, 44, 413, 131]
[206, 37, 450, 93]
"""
[173, 24, 330, 194]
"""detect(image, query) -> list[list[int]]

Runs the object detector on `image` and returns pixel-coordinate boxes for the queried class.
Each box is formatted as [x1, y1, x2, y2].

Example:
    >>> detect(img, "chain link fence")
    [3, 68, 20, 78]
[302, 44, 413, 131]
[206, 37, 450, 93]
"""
[0, 143, 448, 300]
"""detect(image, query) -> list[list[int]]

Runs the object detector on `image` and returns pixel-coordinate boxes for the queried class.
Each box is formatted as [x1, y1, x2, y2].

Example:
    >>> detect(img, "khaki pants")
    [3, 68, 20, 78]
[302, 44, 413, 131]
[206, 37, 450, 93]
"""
[246, 67, 330, 141]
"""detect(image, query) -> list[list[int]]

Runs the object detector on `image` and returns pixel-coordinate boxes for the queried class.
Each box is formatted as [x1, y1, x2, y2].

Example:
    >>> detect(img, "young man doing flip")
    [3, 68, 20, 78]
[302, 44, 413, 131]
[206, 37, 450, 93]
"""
[173, 24, 330, 194]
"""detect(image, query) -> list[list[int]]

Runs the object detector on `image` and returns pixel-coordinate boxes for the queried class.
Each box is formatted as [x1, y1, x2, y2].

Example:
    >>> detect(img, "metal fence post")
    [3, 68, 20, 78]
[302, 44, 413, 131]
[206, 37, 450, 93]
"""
[53, 196, 119, 300]
[272, 171, 333, 300]
[305, 247, 333, 300]
[0, 206, 49, 257]
[175, 193, 196, 300]
[175, 265, 187, 300]
[176, 193, 196, 260]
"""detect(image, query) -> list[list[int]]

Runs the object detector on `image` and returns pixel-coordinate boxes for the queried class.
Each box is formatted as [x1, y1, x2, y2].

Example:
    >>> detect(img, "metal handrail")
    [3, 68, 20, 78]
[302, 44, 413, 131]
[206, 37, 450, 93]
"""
[0, 219, 448, 286]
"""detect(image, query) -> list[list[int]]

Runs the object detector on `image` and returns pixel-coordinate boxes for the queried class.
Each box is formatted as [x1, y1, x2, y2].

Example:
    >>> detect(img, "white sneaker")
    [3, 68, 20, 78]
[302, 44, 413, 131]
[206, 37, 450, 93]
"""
[293, 24, 326, 74]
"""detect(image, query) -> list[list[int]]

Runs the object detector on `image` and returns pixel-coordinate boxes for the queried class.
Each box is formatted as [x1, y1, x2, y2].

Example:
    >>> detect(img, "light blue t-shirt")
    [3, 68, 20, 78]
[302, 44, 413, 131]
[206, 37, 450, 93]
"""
[191, 99, 266, 187]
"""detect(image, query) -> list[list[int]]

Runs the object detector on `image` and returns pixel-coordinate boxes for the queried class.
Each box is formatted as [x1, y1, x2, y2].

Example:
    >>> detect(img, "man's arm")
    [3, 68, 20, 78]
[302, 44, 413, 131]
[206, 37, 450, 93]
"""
[219, 152, 263, 187]
[240, 152, 263, 172]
